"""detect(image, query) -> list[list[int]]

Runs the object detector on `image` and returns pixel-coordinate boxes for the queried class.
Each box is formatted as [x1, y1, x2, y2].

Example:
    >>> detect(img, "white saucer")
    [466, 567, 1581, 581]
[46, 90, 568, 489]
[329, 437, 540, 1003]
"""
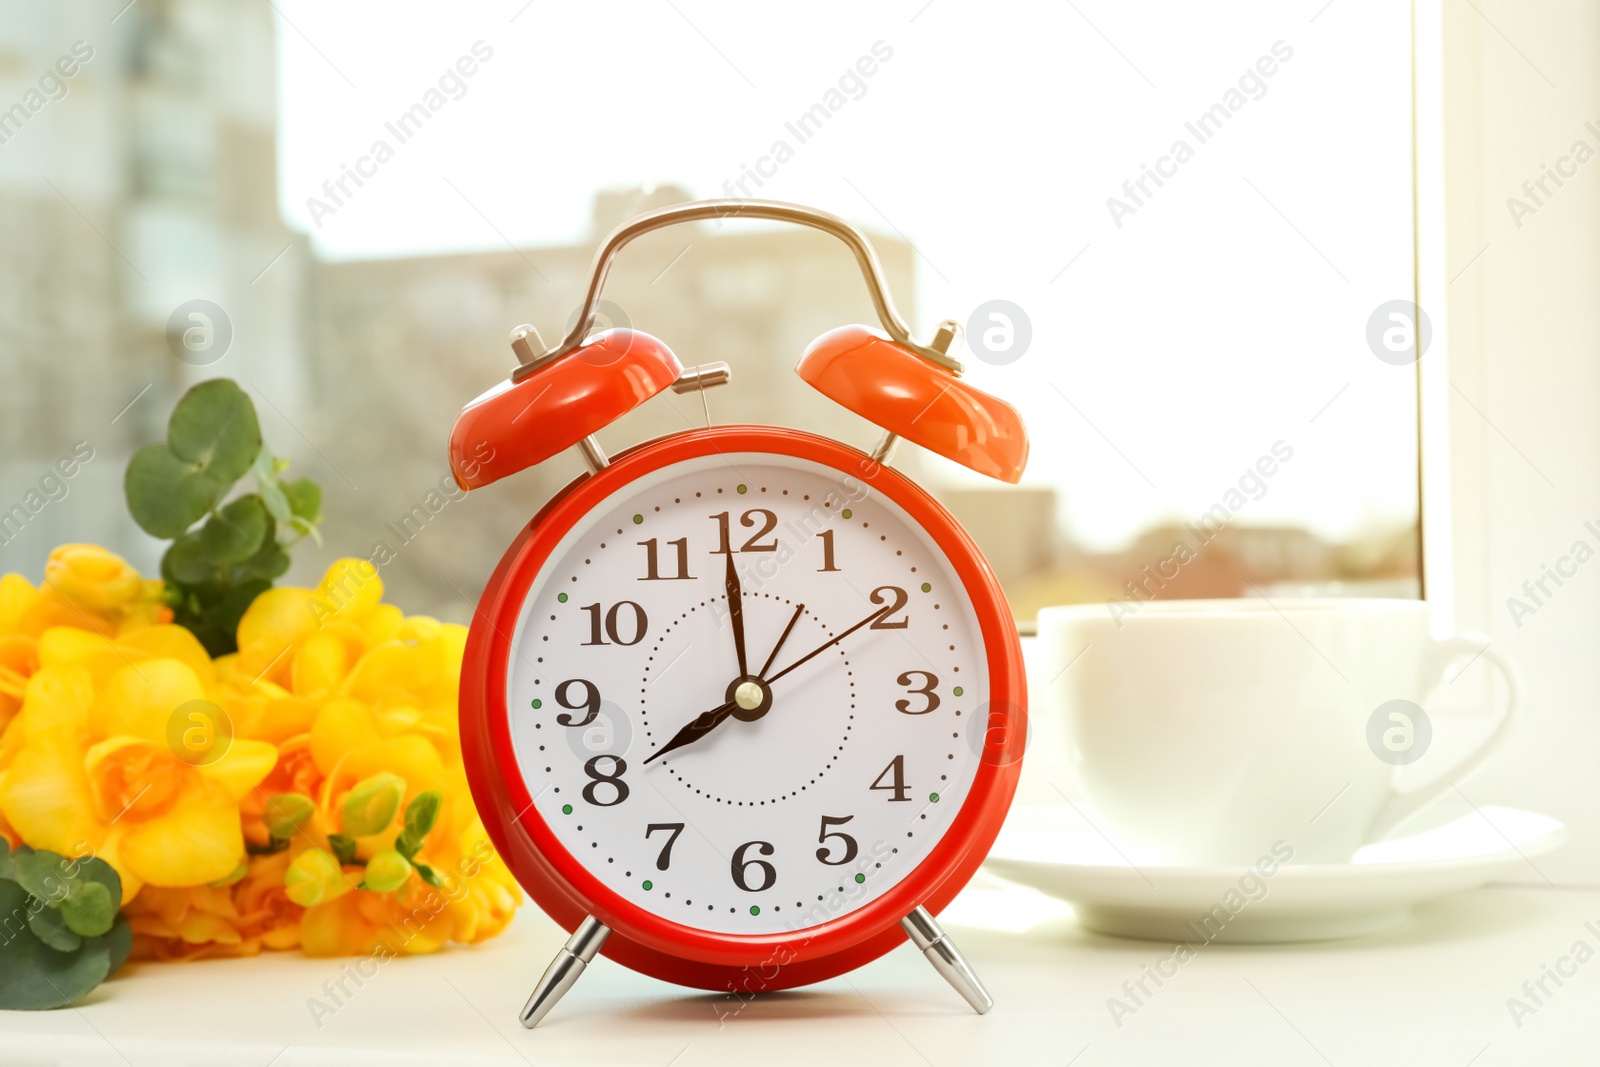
[981, 803, 1567, 943]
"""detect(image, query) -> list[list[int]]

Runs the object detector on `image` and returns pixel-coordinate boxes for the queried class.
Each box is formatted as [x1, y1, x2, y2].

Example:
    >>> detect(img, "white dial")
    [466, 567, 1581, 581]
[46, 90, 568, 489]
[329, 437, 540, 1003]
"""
[506, 452, 988, 935]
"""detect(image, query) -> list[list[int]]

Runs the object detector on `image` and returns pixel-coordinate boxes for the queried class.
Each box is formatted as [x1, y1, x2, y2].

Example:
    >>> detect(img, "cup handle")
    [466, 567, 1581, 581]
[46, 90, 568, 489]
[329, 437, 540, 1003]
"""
[1367, 632, 1524, 840]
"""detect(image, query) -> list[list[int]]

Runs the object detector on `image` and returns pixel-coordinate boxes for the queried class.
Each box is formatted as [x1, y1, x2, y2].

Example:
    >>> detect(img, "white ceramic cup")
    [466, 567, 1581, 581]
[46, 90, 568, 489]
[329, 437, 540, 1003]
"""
[1037, 598, 1522, 866]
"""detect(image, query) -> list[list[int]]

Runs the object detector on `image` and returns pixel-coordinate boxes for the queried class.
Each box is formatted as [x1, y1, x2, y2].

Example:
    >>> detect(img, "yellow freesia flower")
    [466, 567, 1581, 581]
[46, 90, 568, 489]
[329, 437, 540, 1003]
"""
[45, 544, 150, 619]
[239, 734, 323, 850]
[0, 546, 168, 736]
[124, 881, 249, 959]
[125, 850, 305, 960]
[0, 659, 276, 902]
[235, 558, 396, 688]
[233, 850, 307, 951]
[435, 819, 521, 946]
[1, 548, 520, 959]
[297, 824, 517, 957]
[299, 878, 454, 957]
[37, 623, 215, 689]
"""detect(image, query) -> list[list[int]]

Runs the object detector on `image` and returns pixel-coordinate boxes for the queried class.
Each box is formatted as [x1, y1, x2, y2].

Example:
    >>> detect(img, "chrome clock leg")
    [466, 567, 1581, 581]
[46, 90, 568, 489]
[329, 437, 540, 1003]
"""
[520, 915, 611, 1028]
[900, 906, 993, 1015]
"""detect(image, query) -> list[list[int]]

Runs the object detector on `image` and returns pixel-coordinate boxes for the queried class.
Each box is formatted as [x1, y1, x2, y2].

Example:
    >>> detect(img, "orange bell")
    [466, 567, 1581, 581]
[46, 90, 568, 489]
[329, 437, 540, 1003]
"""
[449, 328, 682, 490]
[796, 325, 1028, 484]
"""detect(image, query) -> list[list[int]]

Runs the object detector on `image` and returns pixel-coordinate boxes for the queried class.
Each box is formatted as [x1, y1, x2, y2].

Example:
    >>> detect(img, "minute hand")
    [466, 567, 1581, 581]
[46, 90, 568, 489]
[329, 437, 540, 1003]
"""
[725, 550, 750, 678]
[765, 605, 890, 686]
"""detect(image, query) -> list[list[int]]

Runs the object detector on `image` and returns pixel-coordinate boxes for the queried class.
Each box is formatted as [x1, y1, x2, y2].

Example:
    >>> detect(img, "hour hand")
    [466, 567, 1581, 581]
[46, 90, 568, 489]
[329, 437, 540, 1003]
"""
[642, 698, 738, 765]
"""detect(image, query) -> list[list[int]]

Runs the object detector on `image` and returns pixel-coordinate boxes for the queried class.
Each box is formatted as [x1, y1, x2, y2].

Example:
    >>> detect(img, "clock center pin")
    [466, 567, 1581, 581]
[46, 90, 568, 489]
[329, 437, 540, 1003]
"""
[725, 674, 774, 722]
[734, 681, 764, 711]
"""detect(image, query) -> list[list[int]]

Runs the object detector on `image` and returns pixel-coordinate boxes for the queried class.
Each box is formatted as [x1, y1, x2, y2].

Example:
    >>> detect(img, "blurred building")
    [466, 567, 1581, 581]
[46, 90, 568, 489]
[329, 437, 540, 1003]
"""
[0, 0, 309, 578]
[0, 0, 1412, 627]
[1079, 521, 1420, 613]
[305, 184, 969, 619]
[0, 1, 1064, 624]
[939, 486, 1060, 589]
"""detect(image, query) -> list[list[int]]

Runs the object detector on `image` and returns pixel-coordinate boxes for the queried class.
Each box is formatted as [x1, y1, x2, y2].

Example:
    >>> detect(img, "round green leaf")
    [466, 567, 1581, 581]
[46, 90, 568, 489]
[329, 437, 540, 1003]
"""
[102, 916, 133, 976]
[162, 532, 215, 586]
[179, 577, 271, 658]
[0, 922, 112, 1010]
[11, 850, 123, 940]
[65, 854, 122, 937]
[27, 902, 82, 953]
[68, 854, 121, 899]
[283, 478, 322, 522]
[125, 443, 226, 538]
[232, 536, 290, 584]
[166, 380, 261, 485]
[10, 847, 74, 905]
[199, 495, 269, 564]
[0, 877, 26, 918]
[59, 880, 113, 939]
[212, 577, 272, 653]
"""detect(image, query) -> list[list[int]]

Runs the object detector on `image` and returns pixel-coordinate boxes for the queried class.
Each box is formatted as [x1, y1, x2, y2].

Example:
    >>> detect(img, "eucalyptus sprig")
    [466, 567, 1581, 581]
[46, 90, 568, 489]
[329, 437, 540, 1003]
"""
[0, 840, 131, 1010]
[123, 380, 323, 655]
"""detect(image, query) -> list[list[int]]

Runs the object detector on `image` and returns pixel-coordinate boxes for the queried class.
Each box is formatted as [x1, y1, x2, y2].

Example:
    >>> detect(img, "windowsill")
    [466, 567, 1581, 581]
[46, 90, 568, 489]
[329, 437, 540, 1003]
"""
[5, 881, 1587, 1064]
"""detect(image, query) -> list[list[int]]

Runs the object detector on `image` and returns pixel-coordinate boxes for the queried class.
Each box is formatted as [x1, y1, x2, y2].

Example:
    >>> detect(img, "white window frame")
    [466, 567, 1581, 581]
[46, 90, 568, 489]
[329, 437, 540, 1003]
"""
[1417, 0, 1600, 886]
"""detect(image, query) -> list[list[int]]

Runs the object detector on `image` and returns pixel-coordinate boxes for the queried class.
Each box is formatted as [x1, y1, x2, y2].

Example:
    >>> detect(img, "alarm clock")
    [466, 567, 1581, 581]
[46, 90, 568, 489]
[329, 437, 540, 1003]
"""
[450, 200, 1029, 1028]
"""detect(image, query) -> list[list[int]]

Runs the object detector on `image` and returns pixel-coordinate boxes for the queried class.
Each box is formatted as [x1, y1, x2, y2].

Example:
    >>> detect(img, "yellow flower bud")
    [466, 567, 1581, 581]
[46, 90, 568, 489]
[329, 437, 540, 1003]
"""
[284, 848, 354, 907]
[340, 772, 406, 837]
[235, 587, 318, 685]
[361, 849, 411, 893]
[44, 545, 144, 616]
[290, 632, 348, 698]
[263, 793, 316, 840]
[312, 559, 384, 624]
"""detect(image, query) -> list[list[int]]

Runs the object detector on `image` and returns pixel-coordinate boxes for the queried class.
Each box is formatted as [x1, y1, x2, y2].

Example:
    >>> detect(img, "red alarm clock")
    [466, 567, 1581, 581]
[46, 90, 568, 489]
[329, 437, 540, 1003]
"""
[450, 201, 1029, 1027]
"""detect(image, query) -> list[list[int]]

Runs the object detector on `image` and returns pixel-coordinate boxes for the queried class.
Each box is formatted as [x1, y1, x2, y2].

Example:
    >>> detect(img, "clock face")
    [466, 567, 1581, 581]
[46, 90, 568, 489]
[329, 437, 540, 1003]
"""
[504, 451, 990, 936]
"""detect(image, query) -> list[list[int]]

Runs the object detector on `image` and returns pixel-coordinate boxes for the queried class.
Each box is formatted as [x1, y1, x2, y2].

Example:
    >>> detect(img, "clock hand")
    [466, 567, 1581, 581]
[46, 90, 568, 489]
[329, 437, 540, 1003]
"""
[644, 603, 808, 766]
[725, 550, 749, 679]
[758, 602, 806, 678]
[642, 697, 738, 765]
[765, 602, 891, 686]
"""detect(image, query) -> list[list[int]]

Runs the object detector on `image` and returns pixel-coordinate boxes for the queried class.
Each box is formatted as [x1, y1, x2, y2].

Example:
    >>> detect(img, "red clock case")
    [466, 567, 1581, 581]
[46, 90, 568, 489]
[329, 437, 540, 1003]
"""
[450, 329, 683, 491]
[460, 426, 1027, 993]
[449, 325, 1029, 492]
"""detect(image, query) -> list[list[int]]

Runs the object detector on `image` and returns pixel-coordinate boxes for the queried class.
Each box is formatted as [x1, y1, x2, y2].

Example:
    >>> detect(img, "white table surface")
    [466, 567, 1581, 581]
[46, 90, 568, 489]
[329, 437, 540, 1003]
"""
[3, 875, 1595, 1067]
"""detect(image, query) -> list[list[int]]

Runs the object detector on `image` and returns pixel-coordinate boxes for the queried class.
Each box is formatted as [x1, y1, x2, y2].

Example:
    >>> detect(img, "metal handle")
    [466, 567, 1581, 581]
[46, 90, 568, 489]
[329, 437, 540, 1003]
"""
[513, 199, 962, 380]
